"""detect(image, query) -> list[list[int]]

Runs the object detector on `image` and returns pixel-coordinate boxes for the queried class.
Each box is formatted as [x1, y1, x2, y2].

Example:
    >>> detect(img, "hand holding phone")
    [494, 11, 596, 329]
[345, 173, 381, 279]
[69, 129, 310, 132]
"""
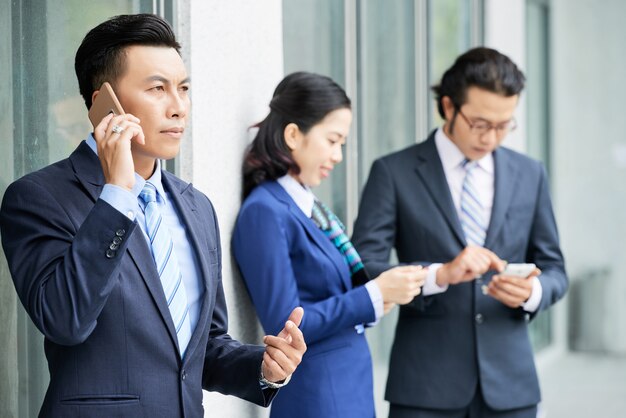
[88, 82, 125, 128]
[501, 263, 536, 278]
[481, 263, 537, 295]
[89, 82, 144, 191]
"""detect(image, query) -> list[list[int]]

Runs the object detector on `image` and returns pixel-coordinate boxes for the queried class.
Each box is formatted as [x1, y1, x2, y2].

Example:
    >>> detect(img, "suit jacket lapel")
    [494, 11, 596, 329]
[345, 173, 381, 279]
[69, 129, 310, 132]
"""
[161, 171, 213, 362]
[264, 182, 351, 291]
[484, 148, 518, 248]
[414, 133, 466, 246]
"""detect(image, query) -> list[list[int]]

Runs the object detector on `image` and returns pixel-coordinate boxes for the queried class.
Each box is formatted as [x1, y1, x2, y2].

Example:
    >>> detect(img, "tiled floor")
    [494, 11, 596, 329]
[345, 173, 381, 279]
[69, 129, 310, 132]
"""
[538, 351, 626, 418]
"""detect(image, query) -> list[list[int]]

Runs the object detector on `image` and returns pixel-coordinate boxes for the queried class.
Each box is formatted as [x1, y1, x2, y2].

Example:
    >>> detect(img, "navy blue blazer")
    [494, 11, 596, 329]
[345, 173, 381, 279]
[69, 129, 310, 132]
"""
[233, 181, 376, 418]
[0, 141, 273, 418]
[352, 132, 568, 411]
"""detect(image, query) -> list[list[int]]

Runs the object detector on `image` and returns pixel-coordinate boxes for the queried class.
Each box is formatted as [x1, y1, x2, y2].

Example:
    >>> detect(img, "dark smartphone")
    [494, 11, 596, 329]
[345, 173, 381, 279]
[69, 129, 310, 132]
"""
[88, 82, 125, 129]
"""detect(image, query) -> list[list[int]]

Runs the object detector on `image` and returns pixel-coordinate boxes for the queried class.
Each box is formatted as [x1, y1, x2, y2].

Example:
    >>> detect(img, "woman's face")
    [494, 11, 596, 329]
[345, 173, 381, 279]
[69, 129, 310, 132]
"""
[286, 108, 352, 187]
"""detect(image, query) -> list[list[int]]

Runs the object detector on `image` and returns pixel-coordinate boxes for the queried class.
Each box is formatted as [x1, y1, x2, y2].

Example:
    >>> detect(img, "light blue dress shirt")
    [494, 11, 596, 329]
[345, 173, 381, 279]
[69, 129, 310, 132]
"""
[86, 135, 204, 339]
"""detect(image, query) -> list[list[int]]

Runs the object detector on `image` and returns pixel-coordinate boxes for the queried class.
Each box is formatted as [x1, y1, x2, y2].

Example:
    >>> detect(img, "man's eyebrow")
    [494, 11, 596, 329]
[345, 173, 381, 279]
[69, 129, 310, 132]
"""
[143, 76, 191, 85]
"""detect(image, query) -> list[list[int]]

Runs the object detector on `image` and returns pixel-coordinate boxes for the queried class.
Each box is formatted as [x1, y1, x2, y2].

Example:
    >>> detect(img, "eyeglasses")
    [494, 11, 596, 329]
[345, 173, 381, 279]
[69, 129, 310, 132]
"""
[456, 109, 517, 138]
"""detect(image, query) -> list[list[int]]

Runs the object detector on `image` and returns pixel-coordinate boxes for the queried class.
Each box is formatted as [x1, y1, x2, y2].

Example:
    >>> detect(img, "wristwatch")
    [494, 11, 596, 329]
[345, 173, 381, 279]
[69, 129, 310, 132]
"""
[259, 369, 292, 389]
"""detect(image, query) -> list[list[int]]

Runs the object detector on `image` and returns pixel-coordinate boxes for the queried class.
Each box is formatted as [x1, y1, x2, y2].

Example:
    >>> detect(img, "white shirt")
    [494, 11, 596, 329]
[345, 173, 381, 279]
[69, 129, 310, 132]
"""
[422, 129, 542, 313]
[277, 175, 384, 321]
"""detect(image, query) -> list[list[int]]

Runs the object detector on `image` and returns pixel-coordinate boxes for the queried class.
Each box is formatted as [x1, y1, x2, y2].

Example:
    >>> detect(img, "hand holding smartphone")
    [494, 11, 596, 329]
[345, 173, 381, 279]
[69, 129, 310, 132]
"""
[501, 263, 536, 278]
[88, 82, 125, 129]
[481, 263, 537, 295]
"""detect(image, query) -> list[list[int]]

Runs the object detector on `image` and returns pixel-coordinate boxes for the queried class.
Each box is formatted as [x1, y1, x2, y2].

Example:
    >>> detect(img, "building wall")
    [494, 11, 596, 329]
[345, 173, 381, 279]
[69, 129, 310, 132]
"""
[182, 1, 283, 416]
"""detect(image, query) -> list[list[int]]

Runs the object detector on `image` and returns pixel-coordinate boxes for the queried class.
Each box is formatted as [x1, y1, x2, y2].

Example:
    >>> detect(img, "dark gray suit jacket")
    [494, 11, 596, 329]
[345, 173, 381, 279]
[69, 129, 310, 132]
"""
[0, 141, 274, 417]
[352, 131, 568, 411]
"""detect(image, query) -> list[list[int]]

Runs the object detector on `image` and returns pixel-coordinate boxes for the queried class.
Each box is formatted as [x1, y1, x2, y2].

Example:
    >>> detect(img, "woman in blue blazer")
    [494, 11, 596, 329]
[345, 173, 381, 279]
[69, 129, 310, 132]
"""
[232, 72, 426, 418]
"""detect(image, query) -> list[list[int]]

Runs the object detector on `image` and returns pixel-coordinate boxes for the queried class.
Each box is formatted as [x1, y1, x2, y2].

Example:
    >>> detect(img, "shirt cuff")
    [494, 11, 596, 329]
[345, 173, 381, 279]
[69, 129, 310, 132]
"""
[422, 263, 448, 296]
[365, 280, 384, 324]
[100, 184, 138, 221]
[521, 276, 543, 313]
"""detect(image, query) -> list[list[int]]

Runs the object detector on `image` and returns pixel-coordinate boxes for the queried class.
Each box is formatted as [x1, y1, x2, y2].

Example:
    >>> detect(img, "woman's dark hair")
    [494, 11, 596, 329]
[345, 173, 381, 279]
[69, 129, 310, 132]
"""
[75, 14, 181, 109]
[432, 47, 526, 119]
[242, 71, 351, 198]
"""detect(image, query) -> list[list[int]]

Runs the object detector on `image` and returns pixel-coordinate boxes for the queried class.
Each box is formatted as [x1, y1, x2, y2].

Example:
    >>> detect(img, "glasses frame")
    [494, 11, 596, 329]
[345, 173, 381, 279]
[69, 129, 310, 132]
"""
[456, 108, 517, 138]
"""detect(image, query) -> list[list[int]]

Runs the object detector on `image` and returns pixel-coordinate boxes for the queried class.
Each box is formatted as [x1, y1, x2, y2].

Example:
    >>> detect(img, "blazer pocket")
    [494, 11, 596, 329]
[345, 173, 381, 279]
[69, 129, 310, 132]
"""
[60, 394, 140, 406]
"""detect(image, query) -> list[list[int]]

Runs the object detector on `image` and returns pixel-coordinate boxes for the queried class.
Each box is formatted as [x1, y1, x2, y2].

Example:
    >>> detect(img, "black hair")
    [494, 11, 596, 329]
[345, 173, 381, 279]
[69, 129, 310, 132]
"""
[242, 71, 351, 198]
[432, 47, 526, 119]
[74, 13, 180, 109]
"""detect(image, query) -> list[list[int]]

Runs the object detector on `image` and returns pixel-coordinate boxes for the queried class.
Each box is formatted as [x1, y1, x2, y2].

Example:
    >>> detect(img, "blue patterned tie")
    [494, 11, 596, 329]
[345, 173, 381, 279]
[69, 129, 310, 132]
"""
[140, 182, 192, 357]
[311, 200, 370, 288]
[460, 160, 487, 246]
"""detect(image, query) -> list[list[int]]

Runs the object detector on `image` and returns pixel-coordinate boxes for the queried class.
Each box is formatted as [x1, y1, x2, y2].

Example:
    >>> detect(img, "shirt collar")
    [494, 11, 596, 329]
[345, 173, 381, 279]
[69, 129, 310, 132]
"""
[276, 174, 316, 217]
[434, 127, 494, 174]
[85, 134, 166, 202]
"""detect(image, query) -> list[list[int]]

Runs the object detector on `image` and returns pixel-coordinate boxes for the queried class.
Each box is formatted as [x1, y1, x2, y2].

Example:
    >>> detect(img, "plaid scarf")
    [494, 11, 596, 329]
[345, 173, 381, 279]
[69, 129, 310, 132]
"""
[311, 200, 370, 287]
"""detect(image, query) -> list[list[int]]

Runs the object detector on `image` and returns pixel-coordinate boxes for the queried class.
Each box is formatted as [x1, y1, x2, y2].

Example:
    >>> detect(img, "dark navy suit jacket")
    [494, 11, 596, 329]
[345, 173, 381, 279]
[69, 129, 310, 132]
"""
[233, 181, 376, 418]
[0, 141, 273, 417]
[352, 132, 568, 411]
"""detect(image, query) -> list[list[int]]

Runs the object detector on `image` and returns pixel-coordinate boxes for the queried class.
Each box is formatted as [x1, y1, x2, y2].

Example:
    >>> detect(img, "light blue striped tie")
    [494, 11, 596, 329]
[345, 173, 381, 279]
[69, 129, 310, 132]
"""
[140, 182, 192, 358]
[460, 160, 487, 246]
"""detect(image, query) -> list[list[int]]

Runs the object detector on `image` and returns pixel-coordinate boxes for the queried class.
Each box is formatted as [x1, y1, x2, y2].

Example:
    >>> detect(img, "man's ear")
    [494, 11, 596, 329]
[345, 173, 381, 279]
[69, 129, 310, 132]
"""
[442, 96, 456, 122]
[283, 123, 301, 151]
[90, 89, 100, 108]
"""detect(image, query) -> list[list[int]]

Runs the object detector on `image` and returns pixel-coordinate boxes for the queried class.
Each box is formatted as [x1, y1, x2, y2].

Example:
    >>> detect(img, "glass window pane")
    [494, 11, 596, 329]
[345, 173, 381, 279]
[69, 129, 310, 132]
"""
[428, 0, 472, 128]
[526, 1, 550, 166]
[357, 0, 416, 188]
[283, 0, 347, 219]
[526, 0, 552, 352]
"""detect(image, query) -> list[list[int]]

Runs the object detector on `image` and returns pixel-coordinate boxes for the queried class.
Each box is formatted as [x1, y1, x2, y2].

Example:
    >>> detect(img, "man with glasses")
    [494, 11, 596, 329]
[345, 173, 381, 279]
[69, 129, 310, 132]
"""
[352, 47, 568, 417]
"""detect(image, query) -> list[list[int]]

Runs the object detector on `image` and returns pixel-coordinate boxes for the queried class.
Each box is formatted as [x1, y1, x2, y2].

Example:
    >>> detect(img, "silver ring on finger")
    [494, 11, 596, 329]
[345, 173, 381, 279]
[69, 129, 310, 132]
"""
[111, 124, 125, 134]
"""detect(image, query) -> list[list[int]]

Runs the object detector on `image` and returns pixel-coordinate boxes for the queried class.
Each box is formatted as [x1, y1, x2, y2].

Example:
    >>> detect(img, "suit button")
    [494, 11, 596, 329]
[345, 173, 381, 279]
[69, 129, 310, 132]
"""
[475, 313, 484, 324]
[113, 236, 123, 245]
[106, 249, 116, 259]
[115, 229, 126, 237]
[109, 243, 119, 250]
[182, 369, 187, 381]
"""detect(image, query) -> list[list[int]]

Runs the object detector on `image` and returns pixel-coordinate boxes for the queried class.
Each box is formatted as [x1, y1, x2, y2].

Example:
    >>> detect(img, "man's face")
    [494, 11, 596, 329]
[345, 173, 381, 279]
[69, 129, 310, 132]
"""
[113, 45, 190, 170]
[443, 86, 518, 161]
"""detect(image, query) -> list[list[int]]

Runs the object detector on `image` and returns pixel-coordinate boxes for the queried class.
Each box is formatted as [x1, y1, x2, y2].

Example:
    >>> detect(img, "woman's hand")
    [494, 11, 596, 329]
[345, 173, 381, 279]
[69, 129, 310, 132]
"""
[374, 265, 426, 305]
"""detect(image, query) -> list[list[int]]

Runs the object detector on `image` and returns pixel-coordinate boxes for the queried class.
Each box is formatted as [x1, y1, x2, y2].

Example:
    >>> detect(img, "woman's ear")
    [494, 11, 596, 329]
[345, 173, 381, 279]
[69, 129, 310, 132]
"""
[283, 123, 300, 151]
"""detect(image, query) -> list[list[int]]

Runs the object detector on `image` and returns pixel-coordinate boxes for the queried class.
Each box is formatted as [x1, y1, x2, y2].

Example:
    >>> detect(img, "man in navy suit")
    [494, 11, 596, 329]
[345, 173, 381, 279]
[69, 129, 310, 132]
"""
[0, 14, 305, 417]
[352, 47, 568, 418]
